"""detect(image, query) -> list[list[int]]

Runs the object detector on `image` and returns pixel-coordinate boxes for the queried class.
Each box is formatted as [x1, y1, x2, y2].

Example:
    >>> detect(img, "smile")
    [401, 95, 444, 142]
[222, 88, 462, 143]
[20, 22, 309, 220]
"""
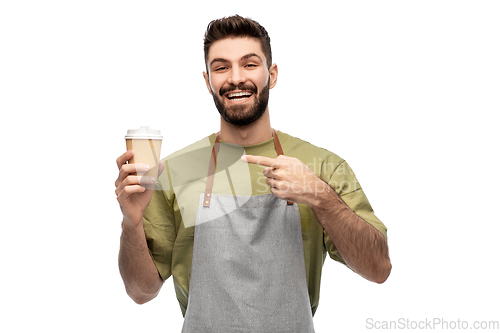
[225, 91, 254, 103]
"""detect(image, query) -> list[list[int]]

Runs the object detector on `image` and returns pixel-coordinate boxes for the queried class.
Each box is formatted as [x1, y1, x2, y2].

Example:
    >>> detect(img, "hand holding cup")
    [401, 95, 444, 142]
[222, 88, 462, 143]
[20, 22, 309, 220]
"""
[115, 127, 164, 227]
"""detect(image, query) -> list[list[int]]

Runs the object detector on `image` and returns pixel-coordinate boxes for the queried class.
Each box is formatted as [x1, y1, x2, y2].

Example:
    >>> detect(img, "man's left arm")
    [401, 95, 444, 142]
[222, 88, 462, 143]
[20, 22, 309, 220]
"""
[242, 155, 392, 284]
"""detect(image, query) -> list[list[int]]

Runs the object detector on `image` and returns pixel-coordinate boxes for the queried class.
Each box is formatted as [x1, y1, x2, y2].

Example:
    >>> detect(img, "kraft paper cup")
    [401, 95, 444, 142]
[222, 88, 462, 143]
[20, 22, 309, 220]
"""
[125, 126, 162, 183]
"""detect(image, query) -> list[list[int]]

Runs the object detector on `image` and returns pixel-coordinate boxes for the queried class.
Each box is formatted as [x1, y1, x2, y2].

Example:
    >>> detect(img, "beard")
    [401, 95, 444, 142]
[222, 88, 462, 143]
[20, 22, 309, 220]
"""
[211, 81, 270, 126]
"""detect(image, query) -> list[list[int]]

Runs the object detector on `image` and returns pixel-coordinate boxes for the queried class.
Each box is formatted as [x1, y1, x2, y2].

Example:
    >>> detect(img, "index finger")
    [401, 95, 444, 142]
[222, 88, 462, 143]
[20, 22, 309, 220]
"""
[116, 150, 134, 169]
[241, 155, 279, 168]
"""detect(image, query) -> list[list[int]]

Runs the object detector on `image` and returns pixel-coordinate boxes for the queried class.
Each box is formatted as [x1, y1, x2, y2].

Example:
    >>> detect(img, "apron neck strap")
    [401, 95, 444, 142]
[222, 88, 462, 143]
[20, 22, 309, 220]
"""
[272, 129, 285, 156]
[203, 129, 286, 207]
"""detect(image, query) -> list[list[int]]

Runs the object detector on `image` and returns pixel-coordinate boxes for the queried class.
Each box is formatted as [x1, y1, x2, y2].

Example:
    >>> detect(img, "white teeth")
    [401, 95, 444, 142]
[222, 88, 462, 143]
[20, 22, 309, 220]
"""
[228, 92, 252, 98]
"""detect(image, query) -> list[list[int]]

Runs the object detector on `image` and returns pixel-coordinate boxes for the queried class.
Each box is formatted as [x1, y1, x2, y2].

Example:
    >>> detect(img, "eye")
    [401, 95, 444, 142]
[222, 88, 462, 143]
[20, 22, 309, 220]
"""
[245, 64, 257, 68]
[214, 66, 227, 72]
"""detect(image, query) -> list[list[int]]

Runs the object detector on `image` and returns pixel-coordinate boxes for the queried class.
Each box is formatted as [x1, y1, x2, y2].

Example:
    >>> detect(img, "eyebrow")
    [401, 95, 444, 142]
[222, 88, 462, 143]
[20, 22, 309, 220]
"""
[210, 53, 264, 68]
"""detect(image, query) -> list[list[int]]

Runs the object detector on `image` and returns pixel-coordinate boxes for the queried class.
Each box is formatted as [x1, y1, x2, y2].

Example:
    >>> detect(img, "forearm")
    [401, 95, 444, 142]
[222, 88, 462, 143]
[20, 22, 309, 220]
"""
[118, 219, 163, 303]
[311, 186, 392, 284]
[241, 154, 391, 282]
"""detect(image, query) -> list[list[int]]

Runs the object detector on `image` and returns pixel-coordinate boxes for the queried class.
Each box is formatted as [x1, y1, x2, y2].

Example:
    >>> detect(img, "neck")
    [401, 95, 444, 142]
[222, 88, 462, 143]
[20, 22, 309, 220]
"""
[219, 109, 273, 146]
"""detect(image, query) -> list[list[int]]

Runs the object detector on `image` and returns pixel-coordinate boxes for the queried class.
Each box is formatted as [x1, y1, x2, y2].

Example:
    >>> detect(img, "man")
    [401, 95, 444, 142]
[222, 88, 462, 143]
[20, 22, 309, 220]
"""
[115, 15, 391, 332]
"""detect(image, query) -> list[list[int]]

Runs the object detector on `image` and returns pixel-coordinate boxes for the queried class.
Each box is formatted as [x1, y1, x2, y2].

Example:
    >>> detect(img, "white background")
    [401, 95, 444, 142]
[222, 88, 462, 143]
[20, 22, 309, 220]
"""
[1, 1, 499, 332]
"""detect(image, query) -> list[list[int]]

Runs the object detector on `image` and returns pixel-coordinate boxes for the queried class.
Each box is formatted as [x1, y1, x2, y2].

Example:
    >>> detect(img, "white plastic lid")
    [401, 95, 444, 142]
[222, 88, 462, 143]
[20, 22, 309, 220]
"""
[125, 126, 163, 140]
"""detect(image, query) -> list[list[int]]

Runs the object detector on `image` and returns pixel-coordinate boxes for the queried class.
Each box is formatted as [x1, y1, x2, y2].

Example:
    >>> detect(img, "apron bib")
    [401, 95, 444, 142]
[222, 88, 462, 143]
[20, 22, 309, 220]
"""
[181, 131, 315, 333]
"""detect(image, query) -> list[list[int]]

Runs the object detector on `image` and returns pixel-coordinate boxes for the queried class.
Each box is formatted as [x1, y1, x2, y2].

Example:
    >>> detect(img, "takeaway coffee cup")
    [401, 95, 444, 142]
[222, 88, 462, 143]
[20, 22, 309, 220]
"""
[125, 126, 162, 181]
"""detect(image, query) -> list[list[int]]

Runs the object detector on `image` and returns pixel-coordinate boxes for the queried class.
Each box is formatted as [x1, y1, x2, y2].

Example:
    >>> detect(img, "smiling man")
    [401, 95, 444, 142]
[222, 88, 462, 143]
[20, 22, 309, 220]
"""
[204, 37, 274, 127]
[115, 15, 391, 332]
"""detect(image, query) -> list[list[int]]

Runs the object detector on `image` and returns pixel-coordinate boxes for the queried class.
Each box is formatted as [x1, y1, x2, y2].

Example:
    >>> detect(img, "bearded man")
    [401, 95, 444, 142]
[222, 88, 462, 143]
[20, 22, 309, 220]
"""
[115, 15, 391, 333]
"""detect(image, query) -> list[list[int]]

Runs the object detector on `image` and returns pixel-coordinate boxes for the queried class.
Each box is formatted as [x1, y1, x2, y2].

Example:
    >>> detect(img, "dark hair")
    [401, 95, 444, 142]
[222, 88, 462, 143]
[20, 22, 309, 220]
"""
[204, 15, 272, 70]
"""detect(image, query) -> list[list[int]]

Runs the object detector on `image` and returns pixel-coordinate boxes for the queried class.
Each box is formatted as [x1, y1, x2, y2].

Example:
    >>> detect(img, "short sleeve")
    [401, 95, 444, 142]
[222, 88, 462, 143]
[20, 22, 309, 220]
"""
[323, 160, 387, 264]
[142, 173, 177, 281]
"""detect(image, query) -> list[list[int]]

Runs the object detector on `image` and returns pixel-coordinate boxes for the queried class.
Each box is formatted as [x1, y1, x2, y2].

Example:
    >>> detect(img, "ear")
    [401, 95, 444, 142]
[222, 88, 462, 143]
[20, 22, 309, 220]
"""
[203, 72, 213, 95]
[269, 64, 278, 89]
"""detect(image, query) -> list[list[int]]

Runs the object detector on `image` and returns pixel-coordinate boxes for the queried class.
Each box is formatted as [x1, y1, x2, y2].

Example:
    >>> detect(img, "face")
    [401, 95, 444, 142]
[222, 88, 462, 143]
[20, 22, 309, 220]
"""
[203, 37, 277, 126]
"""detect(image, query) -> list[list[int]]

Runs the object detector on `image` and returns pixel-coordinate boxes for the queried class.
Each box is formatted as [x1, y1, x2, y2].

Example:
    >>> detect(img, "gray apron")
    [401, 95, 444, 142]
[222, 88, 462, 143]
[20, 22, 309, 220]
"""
[181, 131, 315, 333]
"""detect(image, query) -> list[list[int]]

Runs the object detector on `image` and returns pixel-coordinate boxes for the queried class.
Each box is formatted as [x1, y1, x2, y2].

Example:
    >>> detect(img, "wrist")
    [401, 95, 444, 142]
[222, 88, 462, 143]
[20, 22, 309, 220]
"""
[122, 216, 144, 231]
[308, 180, 339, 210]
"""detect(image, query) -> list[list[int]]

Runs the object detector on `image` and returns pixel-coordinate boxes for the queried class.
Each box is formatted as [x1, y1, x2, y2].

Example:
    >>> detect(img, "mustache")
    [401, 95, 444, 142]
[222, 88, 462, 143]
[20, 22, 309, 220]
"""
[219, 83, 258, 96]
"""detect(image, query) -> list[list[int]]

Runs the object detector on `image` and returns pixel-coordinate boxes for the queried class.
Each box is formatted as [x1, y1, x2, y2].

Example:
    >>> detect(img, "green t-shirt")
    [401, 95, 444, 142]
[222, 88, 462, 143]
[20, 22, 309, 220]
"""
[142, 131, 387, 316]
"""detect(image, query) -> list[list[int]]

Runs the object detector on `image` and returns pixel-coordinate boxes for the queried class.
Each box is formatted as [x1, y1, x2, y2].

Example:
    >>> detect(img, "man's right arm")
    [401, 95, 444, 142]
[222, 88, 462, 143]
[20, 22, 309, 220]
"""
[115, 150, 165, 304]
[118, 219, 163, 304]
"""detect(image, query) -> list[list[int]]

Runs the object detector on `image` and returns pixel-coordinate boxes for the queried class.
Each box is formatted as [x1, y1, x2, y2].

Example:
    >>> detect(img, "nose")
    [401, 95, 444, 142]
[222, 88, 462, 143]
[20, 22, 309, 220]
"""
[227, 67, 246, 86]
